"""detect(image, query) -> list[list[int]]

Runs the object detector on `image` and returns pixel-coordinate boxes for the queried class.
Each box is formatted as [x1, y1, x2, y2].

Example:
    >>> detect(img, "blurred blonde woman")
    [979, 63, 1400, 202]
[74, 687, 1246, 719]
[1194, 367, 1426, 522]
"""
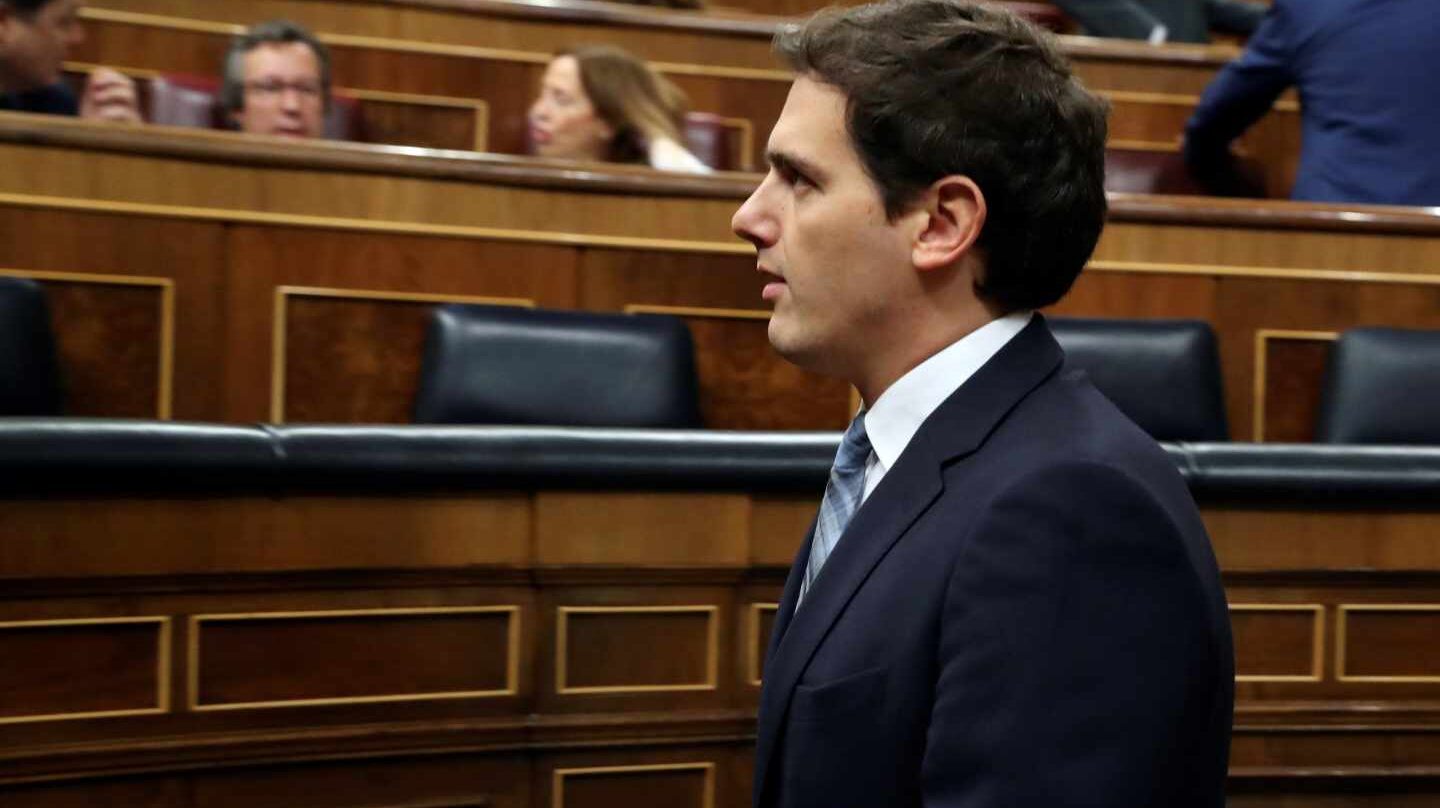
[527, 44, 711, 174]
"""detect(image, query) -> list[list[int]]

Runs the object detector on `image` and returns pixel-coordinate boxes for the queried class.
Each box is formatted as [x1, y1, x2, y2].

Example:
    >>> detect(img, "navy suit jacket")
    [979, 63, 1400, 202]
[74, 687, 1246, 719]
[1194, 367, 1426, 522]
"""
[1185, 0, 1440, 205]
[0, 83, 78, 116]
[754, 317, 1233, 808]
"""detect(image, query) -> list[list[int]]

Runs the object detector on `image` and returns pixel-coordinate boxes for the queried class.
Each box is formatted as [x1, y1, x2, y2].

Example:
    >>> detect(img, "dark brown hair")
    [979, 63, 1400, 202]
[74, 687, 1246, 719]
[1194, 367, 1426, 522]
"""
[775, 0, 1109, 312]
[561, 44, 688, 165]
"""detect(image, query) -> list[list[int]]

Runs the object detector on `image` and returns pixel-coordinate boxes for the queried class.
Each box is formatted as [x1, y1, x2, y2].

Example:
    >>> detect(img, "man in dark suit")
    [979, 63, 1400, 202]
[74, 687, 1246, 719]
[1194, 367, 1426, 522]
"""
[1053, 0, 1264, 44]
[0, 0, 139, 120]
[731, 2, 1234, 806]
[1184, 0, 1440, 206]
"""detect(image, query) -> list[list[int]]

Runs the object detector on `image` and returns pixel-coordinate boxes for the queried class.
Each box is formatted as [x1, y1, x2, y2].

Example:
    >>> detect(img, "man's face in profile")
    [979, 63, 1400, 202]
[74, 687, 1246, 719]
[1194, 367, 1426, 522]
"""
[0, 0, 83, 94]
[731, 76, 915, 381]
[232, 41, 325, 139]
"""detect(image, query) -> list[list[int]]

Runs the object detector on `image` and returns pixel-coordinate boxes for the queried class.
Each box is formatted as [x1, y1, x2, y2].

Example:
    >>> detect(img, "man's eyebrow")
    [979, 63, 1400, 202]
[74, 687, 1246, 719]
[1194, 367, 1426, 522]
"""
[766, 149, 824, 181]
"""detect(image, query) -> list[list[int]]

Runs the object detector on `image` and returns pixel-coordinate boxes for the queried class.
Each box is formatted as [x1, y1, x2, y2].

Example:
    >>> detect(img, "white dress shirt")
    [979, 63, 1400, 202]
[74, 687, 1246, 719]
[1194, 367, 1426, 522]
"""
[859, 311, 1034, 501]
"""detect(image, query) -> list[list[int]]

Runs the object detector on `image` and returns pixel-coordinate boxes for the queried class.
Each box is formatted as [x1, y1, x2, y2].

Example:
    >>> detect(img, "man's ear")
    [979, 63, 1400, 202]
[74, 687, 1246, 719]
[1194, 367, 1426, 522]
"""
[912, 175, 986, 272]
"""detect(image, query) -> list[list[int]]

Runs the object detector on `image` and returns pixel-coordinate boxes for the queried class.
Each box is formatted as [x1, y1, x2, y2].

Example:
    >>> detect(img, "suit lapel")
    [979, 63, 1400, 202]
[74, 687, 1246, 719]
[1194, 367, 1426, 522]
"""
[752, 316, 1065, 801]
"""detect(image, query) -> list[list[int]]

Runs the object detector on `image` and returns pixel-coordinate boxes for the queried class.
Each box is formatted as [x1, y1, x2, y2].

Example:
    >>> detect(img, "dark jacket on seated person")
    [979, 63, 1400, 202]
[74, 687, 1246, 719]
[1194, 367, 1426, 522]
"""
[0, 82, 78, 115]
[1185, 0, 1440, 206]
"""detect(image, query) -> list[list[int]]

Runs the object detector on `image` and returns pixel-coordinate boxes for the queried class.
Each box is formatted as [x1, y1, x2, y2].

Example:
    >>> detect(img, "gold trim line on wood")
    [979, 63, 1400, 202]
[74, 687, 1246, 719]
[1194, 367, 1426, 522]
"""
[1100, 89, 1298, 113]
[269, 285, 536, 423]
[0, 267, 175, 420]
[552, 762, 716, 808]
[1335, 604, 1440, 684]
[625, 304, 769, 320]
[1106, 138, 1181, 153]
[746, 603, 779, 687]
[0, 616, 172, 725]
[77, 7, 792, 83]
[187, 606, 520, 712]
[555, 605, 720, 695]
[1251, 329, 1339, 442]
[11, 194, 1440, 282]
[1086, 259, 1440, 286]
[0, 193, 755, 256]
[1228, 603, 1325, 683]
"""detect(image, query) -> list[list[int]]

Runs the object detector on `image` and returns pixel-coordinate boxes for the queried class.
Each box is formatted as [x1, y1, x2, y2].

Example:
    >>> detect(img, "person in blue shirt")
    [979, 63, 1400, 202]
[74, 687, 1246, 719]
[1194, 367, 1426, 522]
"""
[0, 0, 140, 121]
[1184, 0, 1440, 206]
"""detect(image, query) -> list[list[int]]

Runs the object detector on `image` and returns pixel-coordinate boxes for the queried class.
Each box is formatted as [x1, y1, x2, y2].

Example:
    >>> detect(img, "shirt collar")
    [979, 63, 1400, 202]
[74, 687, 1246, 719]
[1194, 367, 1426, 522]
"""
[864, 311, 1033, 472]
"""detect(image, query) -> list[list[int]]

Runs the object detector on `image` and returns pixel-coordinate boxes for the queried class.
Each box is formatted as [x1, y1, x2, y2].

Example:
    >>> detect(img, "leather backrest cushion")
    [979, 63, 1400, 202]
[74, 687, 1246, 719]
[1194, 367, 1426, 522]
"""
[1317, 327, 1440, 445]
[1050, 317, 1229, 442]
[413, 304, 702, 428]
[0, 276, 63, 416]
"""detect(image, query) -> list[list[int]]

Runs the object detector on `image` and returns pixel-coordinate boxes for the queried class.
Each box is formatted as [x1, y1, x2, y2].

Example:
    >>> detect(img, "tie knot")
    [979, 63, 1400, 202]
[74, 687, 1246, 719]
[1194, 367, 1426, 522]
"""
[834, 413, 872, 472]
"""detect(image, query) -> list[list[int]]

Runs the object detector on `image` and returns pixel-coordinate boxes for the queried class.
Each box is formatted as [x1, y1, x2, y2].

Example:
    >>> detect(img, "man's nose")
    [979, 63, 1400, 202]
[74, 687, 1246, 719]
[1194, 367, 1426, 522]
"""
[732, 187, 775, 250]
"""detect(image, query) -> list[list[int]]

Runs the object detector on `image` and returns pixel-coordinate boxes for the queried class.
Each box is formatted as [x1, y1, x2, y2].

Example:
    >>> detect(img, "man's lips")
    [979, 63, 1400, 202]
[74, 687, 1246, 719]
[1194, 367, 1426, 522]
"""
[759, 266, 786, 301]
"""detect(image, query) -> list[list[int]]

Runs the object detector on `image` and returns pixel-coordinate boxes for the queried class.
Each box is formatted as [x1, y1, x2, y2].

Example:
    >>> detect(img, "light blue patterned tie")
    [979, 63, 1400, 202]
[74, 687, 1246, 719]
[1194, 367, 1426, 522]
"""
[797, 413, 872, 609]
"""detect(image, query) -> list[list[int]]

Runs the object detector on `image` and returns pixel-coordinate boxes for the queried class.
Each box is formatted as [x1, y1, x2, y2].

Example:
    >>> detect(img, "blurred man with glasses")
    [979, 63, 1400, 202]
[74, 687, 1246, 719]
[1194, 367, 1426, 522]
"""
[221, 19, 329, 139]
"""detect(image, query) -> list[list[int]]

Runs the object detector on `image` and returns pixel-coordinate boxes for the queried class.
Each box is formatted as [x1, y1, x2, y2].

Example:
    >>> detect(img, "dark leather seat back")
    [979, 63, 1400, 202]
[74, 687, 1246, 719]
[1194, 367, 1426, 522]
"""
[1317, 327, 1440, 445]
[1050, 317, 1228, 441]
[412, 304, 703, 427]
[0, 276, 64, 416]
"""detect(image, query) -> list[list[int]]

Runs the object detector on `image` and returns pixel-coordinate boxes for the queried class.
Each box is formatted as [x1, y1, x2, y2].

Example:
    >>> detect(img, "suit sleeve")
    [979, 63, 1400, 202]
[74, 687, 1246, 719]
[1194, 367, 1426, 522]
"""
[919, 461, 1223, 807]
[1184, 0, 1294, 178]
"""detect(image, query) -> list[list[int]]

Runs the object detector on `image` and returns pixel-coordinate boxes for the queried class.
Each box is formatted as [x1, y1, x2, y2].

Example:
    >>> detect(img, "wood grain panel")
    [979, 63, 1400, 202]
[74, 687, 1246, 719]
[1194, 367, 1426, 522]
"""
[1338, 606, 1440, 683]
[557, 607, 717, 693]
[553, 762, 713, 808]
[1255, 332, 1335, 443]
[0, 206, 225, 420]
[748, 498, 814, 566]
[745, 603, 778, 686]
[188, 754, 522, 808]
[0, 271, 168, 419]
[191, 607, 517, 710]
[1231, 605, 1323, 682]
[0, 618, 169, 724]
[1207, 510, 1440, 573]
[0, 497, 531, 578]
[349, 93, 485, 152]
[535, 494, 748, 567]
[282, 293, 435, 424]
[630, 307, 852, 431]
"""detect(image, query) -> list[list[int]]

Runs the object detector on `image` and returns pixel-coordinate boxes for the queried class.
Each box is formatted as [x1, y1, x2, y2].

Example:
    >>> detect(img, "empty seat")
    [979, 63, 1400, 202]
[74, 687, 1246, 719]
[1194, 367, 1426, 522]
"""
[412, 304, 702, 427]
[1050, 317, 1228, 441]
[1316, 327, 1440, 445]
[0, 276, 64, 416]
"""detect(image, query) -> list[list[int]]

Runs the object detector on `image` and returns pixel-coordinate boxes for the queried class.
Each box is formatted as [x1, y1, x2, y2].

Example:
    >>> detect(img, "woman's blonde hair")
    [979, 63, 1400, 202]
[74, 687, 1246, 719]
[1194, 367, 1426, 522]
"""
[560, 45, 689, 164]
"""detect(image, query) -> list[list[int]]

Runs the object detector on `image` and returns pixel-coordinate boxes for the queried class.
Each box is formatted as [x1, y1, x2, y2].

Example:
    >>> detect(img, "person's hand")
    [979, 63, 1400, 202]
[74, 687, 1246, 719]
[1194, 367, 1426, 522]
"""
[80, 68, 142, 124]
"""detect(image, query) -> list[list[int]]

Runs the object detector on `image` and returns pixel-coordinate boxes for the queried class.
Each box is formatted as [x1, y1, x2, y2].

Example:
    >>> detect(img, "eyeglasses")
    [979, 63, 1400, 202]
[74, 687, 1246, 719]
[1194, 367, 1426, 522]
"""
[244, 80, 323, 100]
